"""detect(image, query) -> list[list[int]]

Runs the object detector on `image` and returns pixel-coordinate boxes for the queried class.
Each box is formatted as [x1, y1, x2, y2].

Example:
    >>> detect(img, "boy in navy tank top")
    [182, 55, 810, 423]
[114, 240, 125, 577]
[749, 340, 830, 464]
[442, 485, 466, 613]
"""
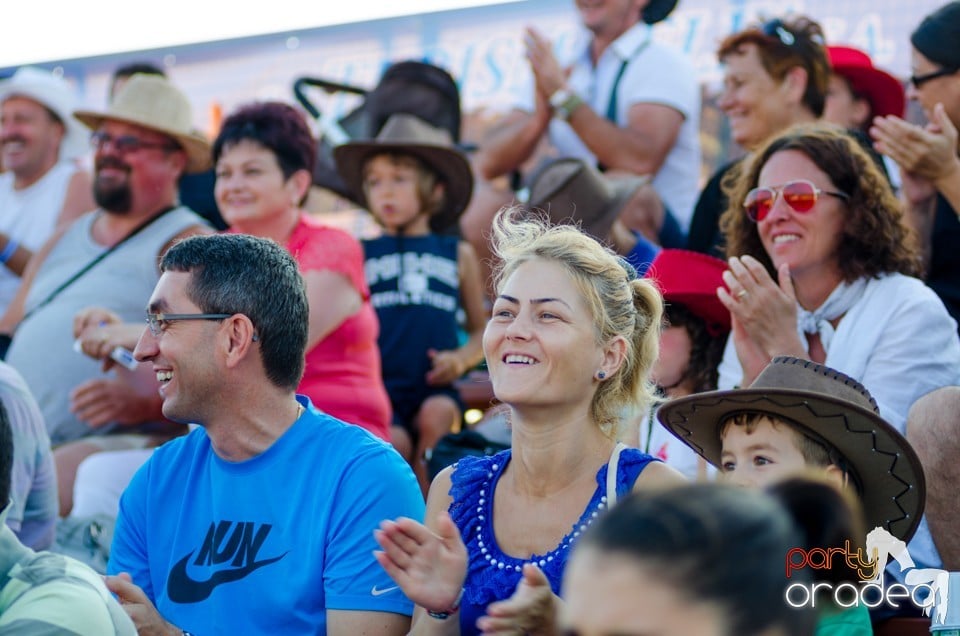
[334, 114, 488, 493]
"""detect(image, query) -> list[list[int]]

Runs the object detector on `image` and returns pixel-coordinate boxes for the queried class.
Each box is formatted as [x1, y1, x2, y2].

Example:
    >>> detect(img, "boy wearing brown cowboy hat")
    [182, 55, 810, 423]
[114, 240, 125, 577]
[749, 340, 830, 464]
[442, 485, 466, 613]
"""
[659, 356, 924, 541]
[659, 356, 927, 631]
[333, 113, 487, 494]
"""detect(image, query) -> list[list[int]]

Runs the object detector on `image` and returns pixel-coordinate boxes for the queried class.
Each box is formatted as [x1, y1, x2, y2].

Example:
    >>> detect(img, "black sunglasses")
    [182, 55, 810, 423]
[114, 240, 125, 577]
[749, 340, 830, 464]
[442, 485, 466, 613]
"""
[910, 67, 958, 89]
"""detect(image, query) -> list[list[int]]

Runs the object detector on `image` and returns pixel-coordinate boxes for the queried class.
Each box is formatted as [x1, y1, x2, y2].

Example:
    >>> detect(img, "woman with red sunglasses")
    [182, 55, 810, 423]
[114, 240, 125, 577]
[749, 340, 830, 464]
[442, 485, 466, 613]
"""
[716, 123, 960, 438]
[714, 125, 960, 622]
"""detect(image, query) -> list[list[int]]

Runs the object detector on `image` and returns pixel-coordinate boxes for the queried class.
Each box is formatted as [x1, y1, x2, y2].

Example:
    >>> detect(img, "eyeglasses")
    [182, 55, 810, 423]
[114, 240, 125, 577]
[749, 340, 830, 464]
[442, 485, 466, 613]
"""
[909, 67, 958, 89]
[91, 131, 179, 155]
[145, 312, 232, 337]
[743, 179, 850, 222]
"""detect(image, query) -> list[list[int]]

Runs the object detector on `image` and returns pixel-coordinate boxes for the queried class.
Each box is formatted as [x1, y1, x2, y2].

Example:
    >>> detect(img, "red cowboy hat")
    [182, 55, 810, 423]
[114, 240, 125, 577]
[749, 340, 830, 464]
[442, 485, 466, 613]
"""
[644, 249, 731, 337]
[828, 45, 905, 119]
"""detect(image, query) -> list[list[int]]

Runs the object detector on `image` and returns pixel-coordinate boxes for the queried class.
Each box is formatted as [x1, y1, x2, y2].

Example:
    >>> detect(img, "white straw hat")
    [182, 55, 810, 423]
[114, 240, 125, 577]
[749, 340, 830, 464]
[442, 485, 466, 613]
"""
[0, 67, 88, 161]
[74, 74, 211, 173]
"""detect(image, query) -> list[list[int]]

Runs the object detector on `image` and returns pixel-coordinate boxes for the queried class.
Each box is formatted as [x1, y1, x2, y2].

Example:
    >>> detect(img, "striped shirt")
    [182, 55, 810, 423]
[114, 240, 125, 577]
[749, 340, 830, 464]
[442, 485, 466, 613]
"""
[0, 510, 135, 634]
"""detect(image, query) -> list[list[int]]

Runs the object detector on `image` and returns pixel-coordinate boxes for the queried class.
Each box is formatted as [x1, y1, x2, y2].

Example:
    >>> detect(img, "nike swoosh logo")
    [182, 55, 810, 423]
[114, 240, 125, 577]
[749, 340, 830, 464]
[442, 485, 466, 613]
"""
[371, 584, 400, 596]
[167, 549, 287, 603]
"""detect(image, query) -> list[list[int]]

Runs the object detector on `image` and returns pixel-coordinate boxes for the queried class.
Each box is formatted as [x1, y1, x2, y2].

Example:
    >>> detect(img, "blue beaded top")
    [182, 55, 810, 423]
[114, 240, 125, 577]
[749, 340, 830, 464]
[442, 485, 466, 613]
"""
[448, 447, 657, 634]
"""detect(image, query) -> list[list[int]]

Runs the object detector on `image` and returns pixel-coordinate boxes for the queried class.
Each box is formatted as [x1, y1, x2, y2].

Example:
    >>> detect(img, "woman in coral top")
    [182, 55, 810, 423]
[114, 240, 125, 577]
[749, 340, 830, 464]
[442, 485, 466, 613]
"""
[213, 101, 391, 440]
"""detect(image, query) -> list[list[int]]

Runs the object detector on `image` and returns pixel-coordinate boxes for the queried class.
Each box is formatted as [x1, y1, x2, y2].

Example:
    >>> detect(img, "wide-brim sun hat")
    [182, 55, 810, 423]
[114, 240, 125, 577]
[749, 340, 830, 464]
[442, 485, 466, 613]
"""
[0, 67, 88, 161]
[828, 45, 906, 120]
[643, 0, 679, 24]
[74, 74, 211, 173]
[644, 249, 731, 336]
[658, 356, 925, 542]
[525, 157, 648, 243]
[333, 113, 473, 234]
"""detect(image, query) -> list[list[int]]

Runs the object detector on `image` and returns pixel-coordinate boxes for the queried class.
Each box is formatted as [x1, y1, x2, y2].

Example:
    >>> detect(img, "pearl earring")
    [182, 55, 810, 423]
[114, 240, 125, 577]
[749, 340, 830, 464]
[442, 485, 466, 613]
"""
[596, 370, 606, 380]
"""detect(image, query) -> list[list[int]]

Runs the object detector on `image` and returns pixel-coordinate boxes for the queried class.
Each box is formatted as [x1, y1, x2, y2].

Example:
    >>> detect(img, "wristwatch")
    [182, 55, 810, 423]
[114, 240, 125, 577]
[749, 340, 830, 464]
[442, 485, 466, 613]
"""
[549, 87, 584, 120]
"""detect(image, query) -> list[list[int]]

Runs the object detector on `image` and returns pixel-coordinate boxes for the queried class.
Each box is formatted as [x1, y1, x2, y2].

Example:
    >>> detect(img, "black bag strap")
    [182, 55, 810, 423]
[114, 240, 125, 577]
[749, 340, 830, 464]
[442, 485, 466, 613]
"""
[21, 205, 177, 323]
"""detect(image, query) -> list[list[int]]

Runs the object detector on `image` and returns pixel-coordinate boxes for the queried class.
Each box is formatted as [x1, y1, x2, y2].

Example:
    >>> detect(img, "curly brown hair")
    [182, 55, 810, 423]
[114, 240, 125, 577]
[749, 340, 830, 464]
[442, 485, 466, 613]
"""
[719, 123, 922, 282]
[718, 15, 831, 117]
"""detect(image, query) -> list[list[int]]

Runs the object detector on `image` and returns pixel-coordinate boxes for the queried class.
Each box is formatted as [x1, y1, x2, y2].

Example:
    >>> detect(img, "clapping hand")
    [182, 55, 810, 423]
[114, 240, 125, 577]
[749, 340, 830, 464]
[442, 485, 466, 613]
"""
[523, 27, 568, 101]
[871, 103, 960, 187]
[374, 512, 468, 616]
[477, 563, 560, 636]
[717, 256, 805, 385]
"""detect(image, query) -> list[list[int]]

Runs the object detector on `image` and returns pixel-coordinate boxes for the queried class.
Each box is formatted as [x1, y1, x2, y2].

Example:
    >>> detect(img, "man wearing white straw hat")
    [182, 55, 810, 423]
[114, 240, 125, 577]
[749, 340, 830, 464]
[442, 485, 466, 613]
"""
[0, 74, 212, 516]
[0, 67, 95, 314]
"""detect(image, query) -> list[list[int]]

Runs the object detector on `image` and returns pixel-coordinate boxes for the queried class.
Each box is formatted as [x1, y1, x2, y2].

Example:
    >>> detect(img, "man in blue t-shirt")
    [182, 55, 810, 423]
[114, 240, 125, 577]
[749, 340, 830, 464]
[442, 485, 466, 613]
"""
[105, 234, 425, 636]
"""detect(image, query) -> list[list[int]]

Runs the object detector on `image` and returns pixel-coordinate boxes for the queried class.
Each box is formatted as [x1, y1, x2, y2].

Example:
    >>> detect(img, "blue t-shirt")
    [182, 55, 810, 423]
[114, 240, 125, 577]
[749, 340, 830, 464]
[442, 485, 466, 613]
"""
[449, 448, 658, 635]
[108, 396, 425, 635]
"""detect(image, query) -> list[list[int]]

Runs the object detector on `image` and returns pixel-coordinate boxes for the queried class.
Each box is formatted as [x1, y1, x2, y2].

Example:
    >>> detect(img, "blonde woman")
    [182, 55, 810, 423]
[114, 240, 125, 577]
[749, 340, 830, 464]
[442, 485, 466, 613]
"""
[375, 208, 685, 635]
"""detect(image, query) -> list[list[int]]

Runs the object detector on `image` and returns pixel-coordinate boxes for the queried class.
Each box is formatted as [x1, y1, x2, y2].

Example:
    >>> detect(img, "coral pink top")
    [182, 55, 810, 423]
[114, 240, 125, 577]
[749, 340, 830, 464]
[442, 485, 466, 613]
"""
[285, 214, 391, 440]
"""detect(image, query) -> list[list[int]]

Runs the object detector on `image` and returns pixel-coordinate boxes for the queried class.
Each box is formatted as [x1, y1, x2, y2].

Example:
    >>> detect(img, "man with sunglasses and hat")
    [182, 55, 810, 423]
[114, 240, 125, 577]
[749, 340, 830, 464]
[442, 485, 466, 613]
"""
[0, 67, 95, 314]
[0, 74, 211, 517]
[463, 0, 699, 282]
[871, 2, 960, 335]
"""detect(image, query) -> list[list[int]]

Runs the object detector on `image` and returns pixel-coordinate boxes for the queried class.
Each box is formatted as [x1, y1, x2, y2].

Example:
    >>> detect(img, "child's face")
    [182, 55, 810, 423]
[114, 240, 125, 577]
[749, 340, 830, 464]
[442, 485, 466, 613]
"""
[719, 416, 809, 488]
[652, 325, 693, 396]
[363, 155, 430, 235]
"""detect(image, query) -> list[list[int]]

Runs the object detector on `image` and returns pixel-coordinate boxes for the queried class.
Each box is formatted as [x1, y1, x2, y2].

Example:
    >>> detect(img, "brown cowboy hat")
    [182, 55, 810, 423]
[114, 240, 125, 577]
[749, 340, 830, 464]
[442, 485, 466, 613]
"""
[525, 157, 648, 242]
[333, 113, 473, 233]
[74, 74, 211, 173]
[828, 45, 905, 119]
[643, 0, 679, 24]
[658, 356, 925, 542]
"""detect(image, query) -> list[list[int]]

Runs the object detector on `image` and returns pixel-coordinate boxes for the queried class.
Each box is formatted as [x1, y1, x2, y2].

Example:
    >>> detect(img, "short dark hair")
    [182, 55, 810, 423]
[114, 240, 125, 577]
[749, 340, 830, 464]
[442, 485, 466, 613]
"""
[720, 123, 922, 281]
[212, 102, 317, 180]
[0, 402, 12, 509]
[577, 484, 817, 636]
[112, 62, 166, 83]
[110, 63, 166, 101]
[718, 15, 830, 117]
[719, 413, 843, 469]
[160, 234, 308, 390]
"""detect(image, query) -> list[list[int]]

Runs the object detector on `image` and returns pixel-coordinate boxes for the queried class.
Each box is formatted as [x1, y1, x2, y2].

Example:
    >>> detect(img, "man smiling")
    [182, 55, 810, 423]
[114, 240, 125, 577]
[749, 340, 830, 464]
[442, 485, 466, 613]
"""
[0, 74, 211, 515]
[106, 234, 423, 636]
[0, 67, 94, 313]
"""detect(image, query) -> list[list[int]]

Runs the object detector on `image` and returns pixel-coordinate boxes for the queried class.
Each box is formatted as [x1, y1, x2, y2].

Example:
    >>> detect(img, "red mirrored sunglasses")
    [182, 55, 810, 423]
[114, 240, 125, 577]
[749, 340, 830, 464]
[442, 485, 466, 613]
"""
[744, 179, 850, 222]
